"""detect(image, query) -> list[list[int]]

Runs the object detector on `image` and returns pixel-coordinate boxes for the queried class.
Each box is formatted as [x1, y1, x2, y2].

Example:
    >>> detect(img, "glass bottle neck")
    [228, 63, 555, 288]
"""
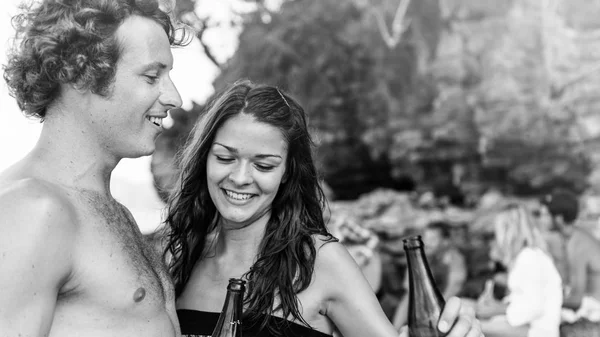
[405, 246, 445, 306]
[223, 289, 244, 321]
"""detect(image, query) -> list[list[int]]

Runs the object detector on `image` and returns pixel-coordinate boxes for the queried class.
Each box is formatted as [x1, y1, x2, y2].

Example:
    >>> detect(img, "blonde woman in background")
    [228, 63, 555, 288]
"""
[476, 203, 563, 337]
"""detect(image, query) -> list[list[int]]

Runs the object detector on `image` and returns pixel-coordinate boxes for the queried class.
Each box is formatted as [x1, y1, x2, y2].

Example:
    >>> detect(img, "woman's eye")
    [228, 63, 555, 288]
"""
[256, 164, 274, 171]
[216, 156, 233, 162]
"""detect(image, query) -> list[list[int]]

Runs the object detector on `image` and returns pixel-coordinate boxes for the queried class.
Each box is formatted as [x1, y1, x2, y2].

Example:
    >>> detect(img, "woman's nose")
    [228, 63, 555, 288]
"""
[228, 162, 253, 185]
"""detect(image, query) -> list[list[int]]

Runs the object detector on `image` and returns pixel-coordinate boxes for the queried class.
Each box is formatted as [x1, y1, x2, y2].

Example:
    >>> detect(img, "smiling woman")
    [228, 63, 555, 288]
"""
[207, 113, 287, 227]
[163, 80, 483, 337]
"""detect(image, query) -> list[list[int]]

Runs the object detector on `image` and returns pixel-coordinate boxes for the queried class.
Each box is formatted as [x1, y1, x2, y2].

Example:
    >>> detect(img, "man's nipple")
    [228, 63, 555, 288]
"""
[133, 287, 146, 303]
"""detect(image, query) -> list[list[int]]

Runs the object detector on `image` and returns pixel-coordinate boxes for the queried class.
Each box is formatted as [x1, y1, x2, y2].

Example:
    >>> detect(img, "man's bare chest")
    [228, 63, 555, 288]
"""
[65, 190, 174, 309]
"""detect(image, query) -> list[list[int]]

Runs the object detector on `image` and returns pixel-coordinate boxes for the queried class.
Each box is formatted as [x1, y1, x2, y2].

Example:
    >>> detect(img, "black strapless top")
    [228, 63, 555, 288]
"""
[177, 309, 332, 337]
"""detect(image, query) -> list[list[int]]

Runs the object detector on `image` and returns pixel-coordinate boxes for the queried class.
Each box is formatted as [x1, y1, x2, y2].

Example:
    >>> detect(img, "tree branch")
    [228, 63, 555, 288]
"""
[195, 19, 222, 69]
[371, 0, 412, 49]
[180, 11, 222, 69]
[552, 62, 600, 99]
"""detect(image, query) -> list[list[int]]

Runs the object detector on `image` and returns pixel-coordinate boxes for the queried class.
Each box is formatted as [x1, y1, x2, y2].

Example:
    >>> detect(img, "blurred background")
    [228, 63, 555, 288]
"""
[3, 0, 600, 333]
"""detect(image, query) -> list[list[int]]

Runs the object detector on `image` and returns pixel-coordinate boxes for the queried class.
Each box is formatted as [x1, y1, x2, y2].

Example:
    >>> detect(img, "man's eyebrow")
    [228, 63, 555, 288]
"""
[213, 142, 282, 159]
[141, 61, 168, 71]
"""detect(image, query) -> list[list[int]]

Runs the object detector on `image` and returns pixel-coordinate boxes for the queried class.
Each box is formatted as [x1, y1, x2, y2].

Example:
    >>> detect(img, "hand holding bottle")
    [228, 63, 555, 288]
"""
[398, 297, 483, 337]
[403, 235, 483, 337]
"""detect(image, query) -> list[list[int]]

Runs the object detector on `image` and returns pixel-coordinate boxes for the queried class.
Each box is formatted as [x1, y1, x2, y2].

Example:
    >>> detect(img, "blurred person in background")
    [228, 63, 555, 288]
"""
[0, 0, 188, 336]
[476, 203, 562, 337]
[392, 221, 468, 330]
[326, 214, 382, 293]
[164, 80, 483, 337]
[540, 189, 600, 322]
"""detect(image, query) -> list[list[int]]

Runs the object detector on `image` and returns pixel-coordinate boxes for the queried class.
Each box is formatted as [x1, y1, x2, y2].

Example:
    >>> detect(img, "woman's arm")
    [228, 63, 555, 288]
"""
[317, 241, 483, 337]
[318, 241, 398, 337]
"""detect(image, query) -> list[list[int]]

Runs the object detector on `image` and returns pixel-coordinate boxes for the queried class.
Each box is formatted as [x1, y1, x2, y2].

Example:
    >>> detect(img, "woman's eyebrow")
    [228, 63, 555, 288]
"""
[213, 142, 282, 159]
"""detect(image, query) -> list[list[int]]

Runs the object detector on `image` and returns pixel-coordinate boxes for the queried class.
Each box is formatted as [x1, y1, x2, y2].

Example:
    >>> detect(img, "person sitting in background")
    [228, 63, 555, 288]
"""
[392, 221, 468, 329]
[476, 203, 562, 337]
[326, 214, 382, 292]
[539, 188, 600, 322]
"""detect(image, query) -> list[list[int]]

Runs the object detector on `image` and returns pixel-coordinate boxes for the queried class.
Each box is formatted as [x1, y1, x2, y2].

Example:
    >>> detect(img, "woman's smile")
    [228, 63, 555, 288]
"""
[222, 188, 256, 204]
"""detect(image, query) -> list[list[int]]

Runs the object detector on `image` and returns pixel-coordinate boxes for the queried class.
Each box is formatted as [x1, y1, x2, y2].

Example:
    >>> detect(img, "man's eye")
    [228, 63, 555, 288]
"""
[144, 75, 158, 84]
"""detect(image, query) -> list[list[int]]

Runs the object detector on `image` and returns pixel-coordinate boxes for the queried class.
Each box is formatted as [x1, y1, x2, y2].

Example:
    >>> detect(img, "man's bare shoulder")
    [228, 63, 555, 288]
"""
[567, 227, 600, 267]
[0, 178, 78, 293]
[0, 177, 77, 242]
[571, 227, 600, 248]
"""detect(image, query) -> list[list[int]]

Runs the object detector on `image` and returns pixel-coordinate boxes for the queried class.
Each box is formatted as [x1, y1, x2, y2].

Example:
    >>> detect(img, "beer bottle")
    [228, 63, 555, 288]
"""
[403, 235, 446, 337]
[212, 278, 246, 337]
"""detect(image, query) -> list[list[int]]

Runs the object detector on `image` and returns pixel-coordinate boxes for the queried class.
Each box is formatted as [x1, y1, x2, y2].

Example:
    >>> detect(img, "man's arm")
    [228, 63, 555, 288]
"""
[442, 249, 467, 299]
[563, 237, 587, 310]
[0, 181, 75, 336]
[392, 274, 410, 329]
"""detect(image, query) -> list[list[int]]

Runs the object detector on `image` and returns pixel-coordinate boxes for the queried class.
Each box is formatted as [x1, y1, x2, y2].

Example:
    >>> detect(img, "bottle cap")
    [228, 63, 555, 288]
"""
[402, 235, 424, 249]
[227, 278, 246, 292]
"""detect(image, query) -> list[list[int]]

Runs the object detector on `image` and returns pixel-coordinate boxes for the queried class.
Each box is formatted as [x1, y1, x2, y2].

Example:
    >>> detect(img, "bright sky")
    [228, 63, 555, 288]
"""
[0, 0, 242, 232]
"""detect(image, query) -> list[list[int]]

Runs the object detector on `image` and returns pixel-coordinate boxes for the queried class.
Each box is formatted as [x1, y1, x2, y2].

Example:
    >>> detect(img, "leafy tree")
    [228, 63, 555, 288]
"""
[152, 0, 597, 201]
[211, 0, 444, 199]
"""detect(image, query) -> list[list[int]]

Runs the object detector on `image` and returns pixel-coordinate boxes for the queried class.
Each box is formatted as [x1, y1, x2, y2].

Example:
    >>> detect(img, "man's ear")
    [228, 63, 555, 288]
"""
[64, 82, 93, 101]
[554, 215, 567, 229]
[71, 81, 88, 94]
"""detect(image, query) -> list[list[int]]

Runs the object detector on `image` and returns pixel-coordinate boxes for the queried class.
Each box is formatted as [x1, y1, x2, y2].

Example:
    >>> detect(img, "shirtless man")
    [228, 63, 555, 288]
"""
[541, 189, 600, 310]
[0, 1, 187, 336]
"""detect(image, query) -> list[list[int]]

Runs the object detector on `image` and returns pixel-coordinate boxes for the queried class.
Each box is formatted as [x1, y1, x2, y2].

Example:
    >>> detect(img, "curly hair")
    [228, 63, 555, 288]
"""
[3, 0, 188, 120]
[164, 79, 337, 335]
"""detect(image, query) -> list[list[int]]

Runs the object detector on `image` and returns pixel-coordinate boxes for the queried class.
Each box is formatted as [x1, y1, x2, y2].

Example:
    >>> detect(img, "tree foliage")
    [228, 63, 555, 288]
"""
[213, 0, 445, 199]
[152, 0, 598, 201]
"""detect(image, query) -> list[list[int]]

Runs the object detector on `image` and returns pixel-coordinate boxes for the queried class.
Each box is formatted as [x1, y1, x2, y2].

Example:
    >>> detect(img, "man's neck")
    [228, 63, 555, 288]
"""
[29, 119, 119, 194]
[559, 224, 576, 239]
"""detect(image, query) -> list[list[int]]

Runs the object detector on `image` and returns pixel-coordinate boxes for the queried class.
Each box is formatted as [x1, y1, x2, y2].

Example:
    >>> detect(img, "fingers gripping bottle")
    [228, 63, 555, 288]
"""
[212, 278, 246, 337]
[403, 235, 446, 337]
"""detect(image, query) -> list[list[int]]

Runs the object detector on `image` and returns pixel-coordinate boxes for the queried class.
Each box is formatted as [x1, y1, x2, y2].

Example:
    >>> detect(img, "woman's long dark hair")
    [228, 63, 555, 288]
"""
[164, 79, 336, 334]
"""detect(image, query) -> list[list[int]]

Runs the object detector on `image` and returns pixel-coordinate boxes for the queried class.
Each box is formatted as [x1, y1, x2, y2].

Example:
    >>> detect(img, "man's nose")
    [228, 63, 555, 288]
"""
[160, 75, 182, 109]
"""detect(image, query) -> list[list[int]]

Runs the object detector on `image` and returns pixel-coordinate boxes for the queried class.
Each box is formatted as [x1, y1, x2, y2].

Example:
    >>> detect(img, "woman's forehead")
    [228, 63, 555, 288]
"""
[213, 115, 288, 156]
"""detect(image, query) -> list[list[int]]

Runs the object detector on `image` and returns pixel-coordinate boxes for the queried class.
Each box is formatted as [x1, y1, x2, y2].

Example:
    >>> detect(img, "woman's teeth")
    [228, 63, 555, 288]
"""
[225, 190, 253, 200]
[148, 116, 163, 127]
